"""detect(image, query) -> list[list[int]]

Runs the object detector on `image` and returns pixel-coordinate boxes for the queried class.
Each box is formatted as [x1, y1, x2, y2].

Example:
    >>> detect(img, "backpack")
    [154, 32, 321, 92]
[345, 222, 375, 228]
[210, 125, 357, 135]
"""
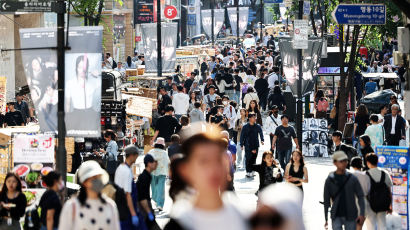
[23, 206, 40, 230]
[366, 171, 392, 212]
[317, 97, 329, 112]
[112, 60, 118, 69]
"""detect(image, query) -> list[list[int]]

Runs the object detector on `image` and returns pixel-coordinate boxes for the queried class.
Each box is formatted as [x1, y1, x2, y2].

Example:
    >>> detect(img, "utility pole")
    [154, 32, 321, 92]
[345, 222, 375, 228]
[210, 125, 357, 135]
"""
[259, 0, 263, 43]
[297, 0, 303, 150]
[211, 0, 215, 45]
[157, 0, 162, 77]
[236, 0, 239, 46]
[56, 0, 67, 190]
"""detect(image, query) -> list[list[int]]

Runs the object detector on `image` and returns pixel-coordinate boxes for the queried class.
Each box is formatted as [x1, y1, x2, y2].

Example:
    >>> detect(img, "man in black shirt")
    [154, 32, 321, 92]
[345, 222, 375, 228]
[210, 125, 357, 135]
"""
[4, 102, 24, 127]
[272, 115, 299, 169]
[233, 69, 243, 104]
[331, 131, 358, 168]
[137, 154, 158, 227]
[15, 93, 30, 124]
[183, 73, 195, 93]
[151, 105, 181, 146]
[158, 87, 172, 115]
[210, 106, 228, 130]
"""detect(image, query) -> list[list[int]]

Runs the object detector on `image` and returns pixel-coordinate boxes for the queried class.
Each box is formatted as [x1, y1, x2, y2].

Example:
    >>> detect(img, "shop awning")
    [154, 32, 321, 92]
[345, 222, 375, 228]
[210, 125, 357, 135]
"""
[0, 125, 40, 145]
[362, 73, 398, 79]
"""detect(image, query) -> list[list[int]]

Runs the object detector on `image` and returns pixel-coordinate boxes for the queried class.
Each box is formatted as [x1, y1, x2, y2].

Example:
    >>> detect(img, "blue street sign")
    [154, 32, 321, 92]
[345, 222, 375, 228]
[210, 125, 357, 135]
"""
[332, 4, 386, 25]
[264, 0, 283, 3]
[187, 14, 196, 25]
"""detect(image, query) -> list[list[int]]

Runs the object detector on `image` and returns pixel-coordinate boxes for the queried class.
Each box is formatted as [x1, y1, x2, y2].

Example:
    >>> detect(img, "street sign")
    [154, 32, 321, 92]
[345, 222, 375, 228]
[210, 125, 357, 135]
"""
[164, 5, 177, 19]
[303, 1, 310, 15]
[293, 19, 308, 49]
[332, 4, 386, 25]
[0, 0, 54, 12]
[264, 0, 283, 4]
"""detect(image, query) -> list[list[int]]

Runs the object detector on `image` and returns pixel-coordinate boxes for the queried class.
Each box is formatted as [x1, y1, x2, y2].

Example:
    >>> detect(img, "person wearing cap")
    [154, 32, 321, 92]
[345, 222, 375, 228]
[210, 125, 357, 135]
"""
[15, 93, 30, 124]
[323, 151, 365, 230]
[240, 113, 264, 178]
[265, 105, 282, 156]
[114, 145, 140, 229]
[250, 183, 305, 230]
[203, 85, 218, 109]
[137, 154, 159, 228]
[272, 114, 299, 170]
[147, 138, 170, 211]
[4, 102, 25, 127]
[59, 161, 120, 230]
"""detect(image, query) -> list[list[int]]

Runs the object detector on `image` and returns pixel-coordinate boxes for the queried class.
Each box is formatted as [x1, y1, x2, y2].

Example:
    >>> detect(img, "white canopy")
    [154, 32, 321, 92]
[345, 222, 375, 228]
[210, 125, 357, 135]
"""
[362, 73, 398, 79]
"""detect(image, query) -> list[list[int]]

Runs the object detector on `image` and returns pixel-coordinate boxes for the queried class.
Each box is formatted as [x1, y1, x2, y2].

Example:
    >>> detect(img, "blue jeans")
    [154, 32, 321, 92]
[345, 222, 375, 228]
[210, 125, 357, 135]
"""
[332, 217, 356, 230]
[232, 91, 240, 104]
[175, 114, 183, 121]
[151, 175, 166, 208]
[225, 90, 235, 102]
[277, 149, 292, 169]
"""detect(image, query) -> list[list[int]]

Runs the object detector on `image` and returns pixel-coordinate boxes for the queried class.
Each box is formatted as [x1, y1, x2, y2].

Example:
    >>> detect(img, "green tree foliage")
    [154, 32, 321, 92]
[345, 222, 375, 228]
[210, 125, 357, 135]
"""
[70, 0, 123, 26]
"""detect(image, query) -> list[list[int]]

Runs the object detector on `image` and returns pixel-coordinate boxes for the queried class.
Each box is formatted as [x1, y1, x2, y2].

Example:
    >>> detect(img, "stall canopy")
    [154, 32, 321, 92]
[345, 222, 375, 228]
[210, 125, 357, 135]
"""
[0, 125, 40, 146]
[362, 73, 399, 79]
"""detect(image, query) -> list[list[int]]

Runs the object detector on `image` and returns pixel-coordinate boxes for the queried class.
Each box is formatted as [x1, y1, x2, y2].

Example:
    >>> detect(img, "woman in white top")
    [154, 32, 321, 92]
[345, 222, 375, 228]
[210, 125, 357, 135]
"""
[164, 124, 248, 230]
[243, 87, 259, 109]
[59, 161, 120, 230]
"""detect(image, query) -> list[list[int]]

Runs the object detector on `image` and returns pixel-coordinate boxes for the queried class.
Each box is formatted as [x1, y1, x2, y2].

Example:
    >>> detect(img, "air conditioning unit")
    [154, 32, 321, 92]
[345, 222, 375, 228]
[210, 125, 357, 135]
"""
[397, 27, 410, 53]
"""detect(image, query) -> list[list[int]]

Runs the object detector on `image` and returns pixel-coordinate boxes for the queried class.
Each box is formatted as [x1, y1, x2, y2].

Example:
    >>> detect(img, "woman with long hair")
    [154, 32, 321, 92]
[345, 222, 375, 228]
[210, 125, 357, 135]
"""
[188, 91, 197, 113]
[235, 108, 248, 168]
[164, 125, 247, 230]
[59, 161, 120, 230]
[268, 86, 286, 112]
[359, 135, 374, 169]
[243, 87, 259, 109]
[96, 129, 118, 182]
[0, 173, 26, 230]
[125, 56, 136, 69]
[285, 150, 308, 192]
[247, 100, 262, 126]
[251, 151, 283, 193]
[354, 104, 370, 139]
[314, 90, 328, 119]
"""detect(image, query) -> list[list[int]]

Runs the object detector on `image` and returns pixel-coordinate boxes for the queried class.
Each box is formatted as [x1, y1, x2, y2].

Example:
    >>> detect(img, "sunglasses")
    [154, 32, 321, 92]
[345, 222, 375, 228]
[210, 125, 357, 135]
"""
[250, 213, 284, 228]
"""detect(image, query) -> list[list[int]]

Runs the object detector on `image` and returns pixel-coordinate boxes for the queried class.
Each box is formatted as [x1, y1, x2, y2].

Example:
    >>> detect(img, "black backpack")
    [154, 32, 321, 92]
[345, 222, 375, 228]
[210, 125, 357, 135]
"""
[366, 171, 392, 212]
[112, 60, 118, 69]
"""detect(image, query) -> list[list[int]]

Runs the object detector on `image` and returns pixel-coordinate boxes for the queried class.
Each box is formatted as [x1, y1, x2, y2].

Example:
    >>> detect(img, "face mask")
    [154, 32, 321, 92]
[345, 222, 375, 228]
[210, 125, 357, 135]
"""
[58, 181, 65, 191]
[91, 178, 105, 193]
[223, 101, 228, 105]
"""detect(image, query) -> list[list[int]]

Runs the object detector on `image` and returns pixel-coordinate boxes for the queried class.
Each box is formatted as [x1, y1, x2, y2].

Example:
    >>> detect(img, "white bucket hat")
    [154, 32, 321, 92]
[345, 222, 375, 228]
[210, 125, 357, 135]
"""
[77, 160, 109, 185]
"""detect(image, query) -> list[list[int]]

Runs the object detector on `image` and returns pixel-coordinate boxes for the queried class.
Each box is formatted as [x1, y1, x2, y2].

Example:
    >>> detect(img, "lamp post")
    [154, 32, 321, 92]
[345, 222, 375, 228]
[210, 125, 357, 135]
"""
[297, 0, 303, 149]
[157, 0, 162, 77]
[211, 0, 215, 45]
[259, 0, 263, 42]
[236, 0, 239, 46]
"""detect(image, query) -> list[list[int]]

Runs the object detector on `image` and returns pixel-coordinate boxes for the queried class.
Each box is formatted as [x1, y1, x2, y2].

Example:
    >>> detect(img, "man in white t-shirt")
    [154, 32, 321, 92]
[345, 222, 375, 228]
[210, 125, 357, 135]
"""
[105, 52, 113, 69]
[172, 85, 190, 120]
[114, 145, 140, 227]
[265, 50, 274, 69]
[268, 67, 279, 89]
[265, 106, 281, 155]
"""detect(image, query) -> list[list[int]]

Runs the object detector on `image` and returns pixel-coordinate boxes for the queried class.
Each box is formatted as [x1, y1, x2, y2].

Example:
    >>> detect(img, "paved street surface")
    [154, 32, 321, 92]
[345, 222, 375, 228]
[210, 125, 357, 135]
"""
[135, 133, 335, 230]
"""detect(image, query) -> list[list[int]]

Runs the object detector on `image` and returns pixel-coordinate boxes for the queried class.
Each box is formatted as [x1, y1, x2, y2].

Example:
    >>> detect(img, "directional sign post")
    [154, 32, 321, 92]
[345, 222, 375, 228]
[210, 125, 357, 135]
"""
[0, 0, 54, 12]
[332, 4, 386, 25]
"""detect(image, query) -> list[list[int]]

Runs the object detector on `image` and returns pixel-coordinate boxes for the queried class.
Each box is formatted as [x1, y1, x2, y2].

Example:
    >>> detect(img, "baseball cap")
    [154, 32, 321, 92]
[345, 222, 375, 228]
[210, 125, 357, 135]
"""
[155, 137, 166, 146]
[77, 160, 109, 185]
[332, 151, 348, 162]
[144, 154, 156, 165]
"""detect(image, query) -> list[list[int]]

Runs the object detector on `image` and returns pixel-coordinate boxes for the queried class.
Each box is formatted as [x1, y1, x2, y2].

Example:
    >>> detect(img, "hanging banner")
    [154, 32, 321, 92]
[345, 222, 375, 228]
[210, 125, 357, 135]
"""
[302, 118, 329, 157]
[0, 77, 6, 114]
[376, 146, 410, 230]
[65, 26, 103, 137]
[227, 7, 249, 37]
[201, 9, 225, 40]
[20, 28, 58, 133]
[141, 23, 178, 73]
[13, 134, 55, 188]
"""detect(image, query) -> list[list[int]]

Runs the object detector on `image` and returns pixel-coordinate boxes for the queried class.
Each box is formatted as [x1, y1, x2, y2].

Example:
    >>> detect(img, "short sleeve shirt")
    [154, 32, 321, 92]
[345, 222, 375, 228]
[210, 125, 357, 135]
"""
[40, 190, 62, 228]
[148, 148, 170, 176]
[114, 164, 133, 193]
[274, 125, 296, 151]
[136, 170, 152, 202]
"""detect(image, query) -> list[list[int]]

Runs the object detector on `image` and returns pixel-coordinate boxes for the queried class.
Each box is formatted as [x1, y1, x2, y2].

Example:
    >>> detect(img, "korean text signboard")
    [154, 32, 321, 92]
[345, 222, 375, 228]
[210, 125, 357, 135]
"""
[0, 0, 54, 13]
[293, 20, 308, 49]
[376, 146, 410, 229]
[134, 0, 154, 24]
[332, 4, 386, 25]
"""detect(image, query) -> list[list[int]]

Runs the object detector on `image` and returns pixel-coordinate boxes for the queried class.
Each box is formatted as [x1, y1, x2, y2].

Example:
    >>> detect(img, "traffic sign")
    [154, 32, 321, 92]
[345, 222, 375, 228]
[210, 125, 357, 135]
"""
[164, 5, 177, 20]
[332, 4, 386, 25]
[264, 0, 283, 4]
[0, 0, 54, 12]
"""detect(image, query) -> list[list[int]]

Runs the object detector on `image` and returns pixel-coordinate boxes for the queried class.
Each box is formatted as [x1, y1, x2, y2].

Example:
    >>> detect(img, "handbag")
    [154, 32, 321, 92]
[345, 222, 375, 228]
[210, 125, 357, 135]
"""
[329, 107, 337, 119]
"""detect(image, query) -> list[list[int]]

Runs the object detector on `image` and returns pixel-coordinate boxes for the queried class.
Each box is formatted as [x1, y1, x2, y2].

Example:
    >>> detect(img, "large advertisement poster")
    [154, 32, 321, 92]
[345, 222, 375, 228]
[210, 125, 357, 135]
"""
[65, 26, 103, 137]
[20, 28, 58, 133]
[201, 9, 225, 40]
[13, 134, 55, 189]
[302, 118, 329, 157]
[141, 23, 178, 73]
[376, 146, 409, 230]
[227, 7, 249, 37]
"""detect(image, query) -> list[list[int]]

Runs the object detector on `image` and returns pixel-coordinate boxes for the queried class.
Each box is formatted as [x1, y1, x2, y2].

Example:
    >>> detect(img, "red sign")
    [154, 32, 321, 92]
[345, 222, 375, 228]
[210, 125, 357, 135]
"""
[135, 36, 141, 42]
[164, 5, 177, 19]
